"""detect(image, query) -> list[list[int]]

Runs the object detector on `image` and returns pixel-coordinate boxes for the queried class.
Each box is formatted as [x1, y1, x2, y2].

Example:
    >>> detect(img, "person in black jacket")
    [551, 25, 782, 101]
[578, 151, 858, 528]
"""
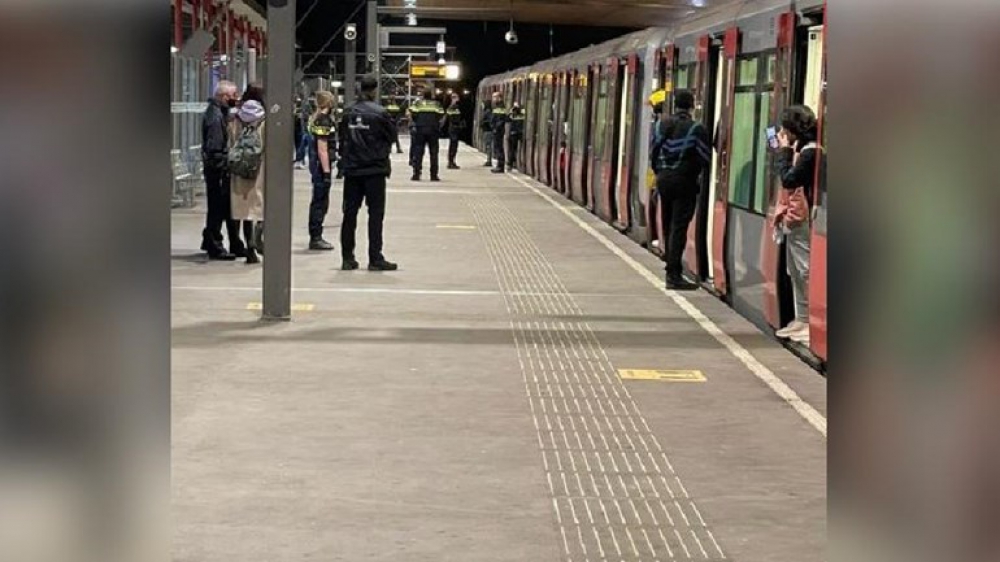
[650, 90, 711, 290]
[773, 105, 822, 344]
[508, 103, 526, 170]
[445, 93, 466, 169]
[337, 75, 399, 271]
[201, 80, 243, 260]
[480, 99, 494, 167]
[489, 92, 509, 173]
[409, 88, 445, 181]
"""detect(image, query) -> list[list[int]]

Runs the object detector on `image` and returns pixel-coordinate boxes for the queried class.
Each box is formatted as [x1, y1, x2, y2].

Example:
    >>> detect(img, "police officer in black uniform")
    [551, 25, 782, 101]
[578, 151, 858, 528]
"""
[337, 75, 399, 272]
[386, 97, 404, 154]
[409, 88, 445, 181]
[508, 102, 526, 170]
[490, 91, 509, 174]
[444, 92, 466, 169]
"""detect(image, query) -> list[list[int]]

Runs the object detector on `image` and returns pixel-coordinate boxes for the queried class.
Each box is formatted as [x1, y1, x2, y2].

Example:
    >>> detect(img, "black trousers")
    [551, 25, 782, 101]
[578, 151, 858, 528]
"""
[448, 133, 461, 164]
[657, 187, 698, 279]
[308, 166, 332, 239]
[341, 174, 387, 262]
[492, 131, 506, 169]
[509, 135, 521, 168]
[412, 131, 439, 177]
[202, 168, 242, 251]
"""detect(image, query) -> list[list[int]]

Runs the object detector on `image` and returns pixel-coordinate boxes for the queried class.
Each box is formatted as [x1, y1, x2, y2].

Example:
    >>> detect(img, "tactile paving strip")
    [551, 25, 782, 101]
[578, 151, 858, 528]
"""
[470, 195, 728, 562]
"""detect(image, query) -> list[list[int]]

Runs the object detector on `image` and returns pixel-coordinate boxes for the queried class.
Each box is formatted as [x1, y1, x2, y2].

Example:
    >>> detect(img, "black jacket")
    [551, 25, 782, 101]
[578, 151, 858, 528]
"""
[479, 103, 493, 131]
[509, 109, 526, 138]
[445, 105, 466, 136]
[775, 138, 823, 209]
[410, 99, 445, 136]
[201, 98, 230, 173]
[490, 105, 509, 135]
[338, 100, 398, 177]
[651, 111, 711, 194]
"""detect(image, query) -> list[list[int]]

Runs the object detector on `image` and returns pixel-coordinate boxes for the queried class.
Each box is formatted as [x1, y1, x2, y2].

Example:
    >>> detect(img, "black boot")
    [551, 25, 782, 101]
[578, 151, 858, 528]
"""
[309, 237, 334, 251]
[666, 275, 699, 291]
[245, 247, 260, 264]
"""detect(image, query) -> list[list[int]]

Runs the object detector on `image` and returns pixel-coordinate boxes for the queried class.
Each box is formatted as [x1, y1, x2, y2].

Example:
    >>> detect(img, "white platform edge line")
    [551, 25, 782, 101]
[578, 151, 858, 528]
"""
[507, 172, 827, 438]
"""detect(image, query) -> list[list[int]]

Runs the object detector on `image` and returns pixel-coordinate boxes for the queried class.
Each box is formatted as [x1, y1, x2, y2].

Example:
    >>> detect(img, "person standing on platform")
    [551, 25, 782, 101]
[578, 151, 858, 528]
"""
[650, 90, 710, 291]
[200, 80, 242, 260]
[228, 98, 266, 264]
[480, 99, 494, 167]
[338, 75, 399, 272]
[409, 88, 444, 182]
[307, 91, 338, 251]
[490, 92, 509, 174]
[386, 97, 404, 154]
[445, 93, 466, 169]
[508, 102, 525, 171]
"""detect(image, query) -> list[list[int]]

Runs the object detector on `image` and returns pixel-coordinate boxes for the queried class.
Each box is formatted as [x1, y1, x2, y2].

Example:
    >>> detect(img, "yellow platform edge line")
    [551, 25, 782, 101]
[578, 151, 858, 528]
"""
[618, 369, 707, 382]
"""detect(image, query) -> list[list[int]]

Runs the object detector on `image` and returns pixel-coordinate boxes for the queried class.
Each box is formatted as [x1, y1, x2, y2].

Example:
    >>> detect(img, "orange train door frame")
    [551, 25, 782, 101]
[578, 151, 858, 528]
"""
[615, 53, 639, 231]
[809, 1, 828, 361]
[712, 26, 740, 296]
[763, 11, 797, 329]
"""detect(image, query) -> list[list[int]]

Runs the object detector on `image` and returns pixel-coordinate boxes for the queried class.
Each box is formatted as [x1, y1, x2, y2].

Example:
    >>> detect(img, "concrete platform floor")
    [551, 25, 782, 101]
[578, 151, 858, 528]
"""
[172, 139, 826, 562]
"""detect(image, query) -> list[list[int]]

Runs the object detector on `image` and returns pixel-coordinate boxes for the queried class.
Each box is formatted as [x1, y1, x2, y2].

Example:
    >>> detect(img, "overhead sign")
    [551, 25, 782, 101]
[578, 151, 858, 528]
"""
[410, 63, 446, 78]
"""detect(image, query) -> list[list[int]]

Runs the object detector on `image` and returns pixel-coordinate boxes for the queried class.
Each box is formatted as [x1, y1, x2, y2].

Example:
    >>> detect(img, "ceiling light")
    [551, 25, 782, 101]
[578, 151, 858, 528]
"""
[690, 0, 706, 7]
[403, 0, 417, 7]
[445, 64, 461, 81]
[406, 13, 417, 26]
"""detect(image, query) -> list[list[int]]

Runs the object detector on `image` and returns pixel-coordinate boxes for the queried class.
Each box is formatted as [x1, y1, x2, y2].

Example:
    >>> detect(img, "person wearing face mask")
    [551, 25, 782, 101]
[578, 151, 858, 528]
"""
[201, 80, 244, 260]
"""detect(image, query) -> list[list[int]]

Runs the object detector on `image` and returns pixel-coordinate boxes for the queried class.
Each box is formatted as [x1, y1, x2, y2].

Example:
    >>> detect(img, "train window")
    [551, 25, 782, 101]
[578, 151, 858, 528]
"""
[594, 74, 609, 157]
[573, 77, 587, 150]
[676, 66, 690, 90]
[766, 54, 777, 84]
[753, 92, 773, 213]
[728, 91, 756, 207]
[737, 58, 758, 87]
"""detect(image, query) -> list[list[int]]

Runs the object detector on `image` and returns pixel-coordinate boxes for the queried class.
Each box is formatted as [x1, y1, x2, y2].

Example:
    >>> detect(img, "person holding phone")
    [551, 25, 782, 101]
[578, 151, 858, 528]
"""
[773, 105, 822, 344]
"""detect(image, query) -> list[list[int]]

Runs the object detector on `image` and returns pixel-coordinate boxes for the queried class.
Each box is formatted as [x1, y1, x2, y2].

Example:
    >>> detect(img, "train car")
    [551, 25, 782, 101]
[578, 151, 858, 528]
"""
[476, 0, 828, 367]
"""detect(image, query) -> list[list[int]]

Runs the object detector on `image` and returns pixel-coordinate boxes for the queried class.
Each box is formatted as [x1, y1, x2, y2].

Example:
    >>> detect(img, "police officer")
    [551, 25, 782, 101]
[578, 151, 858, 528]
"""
[337, 75, 399, 271]
[409, 87, 445, 182]
[489, 92, 509, 174]
[480, 99, 494, 167]
[386, 97, 404, 154]
[444, 93, 466, 170]
[307, 90, 337, 251]
[508, 102, 525, 170]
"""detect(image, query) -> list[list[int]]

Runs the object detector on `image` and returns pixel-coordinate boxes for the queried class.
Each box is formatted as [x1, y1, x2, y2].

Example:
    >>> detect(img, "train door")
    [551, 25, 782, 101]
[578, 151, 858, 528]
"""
[525, 76, 539, 177]
[712, 27, 739, 297]
[553, 72, 568, 193]
[683, 35, 714, 280]
[558, 72, 572, 194]
[570, 70, 591, 206]
[586, 64, 602, 210]
[614, 53, 639, 232]
[807, 15, 827, 361]
[651, 45, 676, 258]
[595, 57, 621, 223]
[539, 76, 554, 186]
[706, 43, 726, 283]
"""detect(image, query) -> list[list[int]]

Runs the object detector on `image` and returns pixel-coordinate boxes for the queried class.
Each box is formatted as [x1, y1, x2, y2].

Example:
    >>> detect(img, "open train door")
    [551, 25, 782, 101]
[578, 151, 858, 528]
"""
[613, 53, 639, 231]
[711, 26, 740, 296]
[683, 34, 714, 279]
[650, 44, 676, 258]
[809, 7, 828, 361]
[585, 63, 600, 211]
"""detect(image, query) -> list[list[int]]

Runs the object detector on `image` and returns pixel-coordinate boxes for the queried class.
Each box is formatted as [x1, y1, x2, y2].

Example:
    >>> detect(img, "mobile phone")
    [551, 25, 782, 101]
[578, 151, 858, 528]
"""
[766, 126, 779, 149]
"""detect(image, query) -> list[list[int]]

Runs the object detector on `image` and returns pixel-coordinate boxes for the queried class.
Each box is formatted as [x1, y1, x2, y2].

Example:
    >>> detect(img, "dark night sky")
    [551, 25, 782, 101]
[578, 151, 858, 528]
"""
[296, 0, 634, 93]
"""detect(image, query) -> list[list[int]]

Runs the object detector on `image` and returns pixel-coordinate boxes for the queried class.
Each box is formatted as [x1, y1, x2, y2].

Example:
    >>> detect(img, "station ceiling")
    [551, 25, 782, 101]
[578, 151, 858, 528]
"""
[381, 0, 725, 28]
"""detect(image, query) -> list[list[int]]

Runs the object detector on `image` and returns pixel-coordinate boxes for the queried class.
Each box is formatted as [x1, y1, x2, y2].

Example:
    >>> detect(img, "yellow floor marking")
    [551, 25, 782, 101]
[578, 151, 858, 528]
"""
[247, 302, 315, 312]
[436, 224, 478, 230]
[619, 369, 707, 382]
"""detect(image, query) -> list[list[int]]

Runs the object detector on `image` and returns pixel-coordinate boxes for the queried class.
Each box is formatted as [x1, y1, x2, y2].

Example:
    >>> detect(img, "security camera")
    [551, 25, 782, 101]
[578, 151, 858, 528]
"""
[345, 24, 357, 42]
[505, 30, 519, 44]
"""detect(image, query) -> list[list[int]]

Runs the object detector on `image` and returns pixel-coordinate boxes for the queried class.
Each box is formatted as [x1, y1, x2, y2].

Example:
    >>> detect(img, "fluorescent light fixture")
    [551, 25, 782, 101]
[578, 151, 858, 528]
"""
[436, 40, 446, 54]
[406, 13, 417, 26]
[171, 45, 179, 54]
[437, 56, 446, 65]
[331, 80, 343, 88]
[403, 0, 417, 7]
[690, 0, 706, 7]
[445, 64, 461, 81]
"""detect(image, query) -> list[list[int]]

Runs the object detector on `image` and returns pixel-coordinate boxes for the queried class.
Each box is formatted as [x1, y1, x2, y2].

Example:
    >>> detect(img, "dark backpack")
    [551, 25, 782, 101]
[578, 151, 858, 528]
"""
[652, 119, 701, 174]
[228, 123, 263, 179]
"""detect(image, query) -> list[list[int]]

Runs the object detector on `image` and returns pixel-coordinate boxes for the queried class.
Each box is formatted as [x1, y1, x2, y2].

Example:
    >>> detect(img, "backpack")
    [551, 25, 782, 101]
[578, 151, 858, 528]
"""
[652, 119, 700, 174]
[228, 122, 263, 179]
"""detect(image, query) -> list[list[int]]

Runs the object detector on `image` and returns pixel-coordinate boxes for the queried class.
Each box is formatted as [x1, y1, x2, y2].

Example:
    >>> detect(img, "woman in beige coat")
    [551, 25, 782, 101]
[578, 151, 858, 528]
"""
[230, 97, 266, 264]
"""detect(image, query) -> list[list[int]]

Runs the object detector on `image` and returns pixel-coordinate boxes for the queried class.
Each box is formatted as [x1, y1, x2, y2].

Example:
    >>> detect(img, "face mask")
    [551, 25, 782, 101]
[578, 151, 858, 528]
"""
[226, 98, 237, 108]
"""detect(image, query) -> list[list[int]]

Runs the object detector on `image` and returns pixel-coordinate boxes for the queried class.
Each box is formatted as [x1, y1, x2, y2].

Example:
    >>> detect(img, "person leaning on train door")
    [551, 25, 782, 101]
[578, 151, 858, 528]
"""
[508, 103, 526, 171]
[773, 105, 822, 345]
[490, 92, 510, 174]
[650, 90, 711, 291]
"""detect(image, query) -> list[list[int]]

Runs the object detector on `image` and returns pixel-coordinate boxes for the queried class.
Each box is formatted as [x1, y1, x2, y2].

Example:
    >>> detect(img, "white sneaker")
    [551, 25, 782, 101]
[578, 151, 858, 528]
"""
[775, 320, 804, 339]
[787, 323, 810, 344]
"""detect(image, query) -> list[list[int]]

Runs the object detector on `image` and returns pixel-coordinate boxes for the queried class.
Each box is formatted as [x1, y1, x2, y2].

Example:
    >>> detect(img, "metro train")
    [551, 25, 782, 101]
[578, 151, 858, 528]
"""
[474, 0, 828, 366]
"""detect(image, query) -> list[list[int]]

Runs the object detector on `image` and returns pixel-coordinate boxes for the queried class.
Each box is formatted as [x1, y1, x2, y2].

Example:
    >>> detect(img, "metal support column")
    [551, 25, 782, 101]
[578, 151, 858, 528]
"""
[345, 29, 357, 106]
[366, 0, 380, 97]
[262, 0, 295, 321]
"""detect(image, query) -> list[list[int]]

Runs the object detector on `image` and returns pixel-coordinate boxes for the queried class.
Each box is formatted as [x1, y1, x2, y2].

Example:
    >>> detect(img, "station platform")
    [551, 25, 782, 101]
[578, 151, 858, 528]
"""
[171, 138, 826, 561]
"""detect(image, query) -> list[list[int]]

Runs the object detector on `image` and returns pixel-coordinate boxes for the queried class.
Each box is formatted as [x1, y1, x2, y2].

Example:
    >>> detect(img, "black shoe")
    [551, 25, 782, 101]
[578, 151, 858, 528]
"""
[396, 149, 404, 154]
[368, 259, 398, 271]
[483, 161, 492, 167]
[491, 167, 505, 174]
[253, 224, 264, 255]
[448, 163, 460, 170]
[309, 238, 334, 251]
[666, 277, 699, 291]
[430, 176, 441, 182]
[230, 244, 247, 258]
[342, 259, 360, 271]
[245, 248, 260, 264]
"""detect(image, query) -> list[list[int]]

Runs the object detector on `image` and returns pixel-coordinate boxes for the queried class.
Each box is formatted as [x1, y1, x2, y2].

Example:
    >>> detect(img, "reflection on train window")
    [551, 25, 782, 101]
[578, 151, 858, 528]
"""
[728, 91, 756, 207]
[572, 78, 587, 150]
[737, 58, 758, 87]
[595, 73, 609, 158]
[754, 92, 772, 213]
[766, 54, 777, 84]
